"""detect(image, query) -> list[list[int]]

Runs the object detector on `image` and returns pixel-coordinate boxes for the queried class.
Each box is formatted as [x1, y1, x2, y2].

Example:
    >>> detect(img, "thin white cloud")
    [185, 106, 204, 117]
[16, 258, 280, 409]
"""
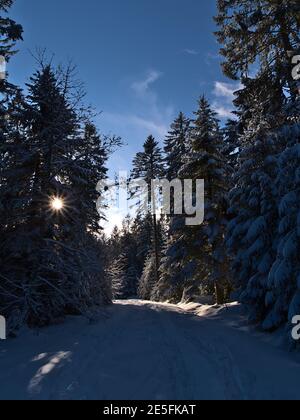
[131, 70, 163, 98]
[129, 69, 173, 136]
[102, 112, 169, 140]
[213, 105, 234, 119]
[100, 70, 174, 235]
[129, 115, 169, 138]
[214, 81, 241, 100]
[101, 69, 173, 145]
[212, 81, 241, 120]
[184, 49, 199, 56]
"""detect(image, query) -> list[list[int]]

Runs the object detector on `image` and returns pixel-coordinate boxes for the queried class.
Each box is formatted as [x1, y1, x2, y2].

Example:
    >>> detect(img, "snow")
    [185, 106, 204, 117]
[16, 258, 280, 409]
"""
[1, 300, 300, 400]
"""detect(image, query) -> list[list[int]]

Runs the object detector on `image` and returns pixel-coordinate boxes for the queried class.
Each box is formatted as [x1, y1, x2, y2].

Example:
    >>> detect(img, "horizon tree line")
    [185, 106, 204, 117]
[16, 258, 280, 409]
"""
[1, 0, 300, 347]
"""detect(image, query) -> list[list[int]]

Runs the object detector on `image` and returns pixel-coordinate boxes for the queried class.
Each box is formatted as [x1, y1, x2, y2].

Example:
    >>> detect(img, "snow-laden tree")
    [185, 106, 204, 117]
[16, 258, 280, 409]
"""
[183, 97, 231, 304]
[215, 0, 300, 329]
[154, 113, 192, 303]
[227, 135, 280, 322]
[138, 252, 157, 301]
[0, 0, 23, 84]
[72, 123, 108, 233]
[215, 0, 300, 100]
[225, 70, 290, 324]
[131, 136, 165, 289]
[155, 216, 193, 303]
[261, 115, 300, 334]
[109, 254, 132, 299]
[221, 119, 240, 170]
[0, 0, 23, 227]
[233, 72, 286, 143]
[106, 214, 154, 299]
[131, 212, 152, 271]
[0, 62, 112, 331]
[110, 249, 139, 300]
[164, 112, 191, 180]
[157, 97, 231, 304]
[226, 82, 300, 331]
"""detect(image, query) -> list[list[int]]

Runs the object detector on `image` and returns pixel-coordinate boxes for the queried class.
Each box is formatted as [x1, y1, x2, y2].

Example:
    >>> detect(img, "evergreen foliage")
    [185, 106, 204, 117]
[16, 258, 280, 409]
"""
[0, 8, 112, 331]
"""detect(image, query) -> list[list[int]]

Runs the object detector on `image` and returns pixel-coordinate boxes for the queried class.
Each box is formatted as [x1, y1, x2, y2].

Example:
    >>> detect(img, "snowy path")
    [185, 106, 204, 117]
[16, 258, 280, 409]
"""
[1, 300, 300, 400]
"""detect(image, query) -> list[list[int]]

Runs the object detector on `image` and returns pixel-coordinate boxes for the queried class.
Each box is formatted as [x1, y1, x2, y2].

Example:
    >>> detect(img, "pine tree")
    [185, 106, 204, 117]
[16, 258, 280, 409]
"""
[71, 122, 108, 233]
[157, 97, 231, 304]
[164, 112, 190, 180]
[138, 253, 157, 301]
[0, 0, 23, 92]
[233, 72, 286, 141]
[139, 217, 166, 302]
[0, 1, 28, 330]
[115, 218, 140, 298]
[106, 215, 152, 299]
[0, 0, 23, 231]
[183, 97, 231, 304]
[222, 119, 240, 169]
[261, 108, 300, 334]
[0, 63, 112, 330]
[131, 136, 165, 292]
[155, 216, 192, 303]
[131, 212, 153, 278]
[215, 0, 300, 100]
[226, 77, 285, 323]
[215, 0, 300, 334]
[109, 253, 135, 299]
[154, 113, 192, 302]
[226, 133, 281, 322]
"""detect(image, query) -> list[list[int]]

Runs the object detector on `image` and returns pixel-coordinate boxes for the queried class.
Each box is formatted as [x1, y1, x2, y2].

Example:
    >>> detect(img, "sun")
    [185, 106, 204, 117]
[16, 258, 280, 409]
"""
[51, 197, 64, 212]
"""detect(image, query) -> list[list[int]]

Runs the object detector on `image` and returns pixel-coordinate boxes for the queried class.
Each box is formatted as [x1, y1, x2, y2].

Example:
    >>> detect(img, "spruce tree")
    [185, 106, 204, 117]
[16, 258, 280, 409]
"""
[222, 119, 240, 170]
[226, 76, 285, 323]
[131, 136, 165, 292]
[157, 97, 231, 304]
[138, 253, 157, 301]
[155, 215, 192, 303]
[215, 0, 300, 334]
[227, 133, 281, 322]
[0, 0, 23, 231]
[0, 0, 23, 91]
[131, 212, 153, 278]
[0, 63, 111, 330]
[215, 0, 300, 100]
[106, 215, 153, 299]
[181, 97, 231, 304]
[109, 253, 137, 299]
[154, 113, 192, 302]
[261, 106, 300, 334]
[71, 122, 108, 233]
[164, 112, 191, 180]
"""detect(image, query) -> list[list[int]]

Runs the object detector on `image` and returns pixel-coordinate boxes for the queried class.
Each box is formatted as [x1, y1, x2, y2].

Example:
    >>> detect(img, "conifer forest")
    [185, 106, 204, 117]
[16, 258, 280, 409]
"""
[1, 0, 300, 402]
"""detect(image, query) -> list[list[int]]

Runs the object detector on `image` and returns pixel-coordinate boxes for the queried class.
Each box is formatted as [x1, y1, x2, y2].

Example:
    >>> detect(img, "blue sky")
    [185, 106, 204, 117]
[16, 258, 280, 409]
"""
[9, 0, 239, 232]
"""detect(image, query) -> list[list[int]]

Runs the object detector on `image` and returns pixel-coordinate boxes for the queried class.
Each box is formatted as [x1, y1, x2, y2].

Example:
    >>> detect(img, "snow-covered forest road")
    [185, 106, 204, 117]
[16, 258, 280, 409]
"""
[1, 300, 300, 400]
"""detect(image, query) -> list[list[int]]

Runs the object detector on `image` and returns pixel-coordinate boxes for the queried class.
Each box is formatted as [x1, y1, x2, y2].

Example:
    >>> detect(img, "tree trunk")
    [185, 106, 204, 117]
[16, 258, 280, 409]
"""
[152, 213, 160, 286]
[215, 282, 225, 305]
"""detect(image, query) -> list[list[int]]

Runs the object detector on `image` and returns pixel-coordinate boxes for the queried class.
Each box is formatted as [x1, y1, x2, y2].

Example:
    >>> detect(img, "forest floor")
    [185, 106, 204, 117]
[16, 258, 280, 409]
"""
[1, 300, 300, 400]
